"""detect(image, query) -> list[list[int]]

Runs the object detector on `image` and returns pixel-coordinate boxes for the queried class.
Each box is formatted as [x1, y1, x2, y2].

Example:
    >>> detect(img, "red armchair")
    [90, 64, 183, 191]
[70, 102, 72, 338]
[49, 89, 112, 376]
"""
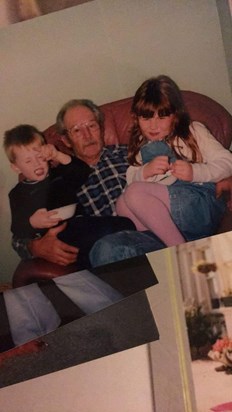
[12, 91, 232, 287]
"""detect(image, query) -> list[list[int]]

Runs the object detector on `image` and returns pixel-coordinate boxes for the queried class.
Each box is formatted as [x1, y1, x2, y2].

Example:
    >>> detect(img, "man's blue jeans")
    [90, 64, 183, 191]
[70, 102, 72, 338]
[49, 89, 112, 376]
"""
[89, 230, 165, 267]
[4, 271, 123, 347]
[4, 284, 61, 346]
[4, 231, 164, 348]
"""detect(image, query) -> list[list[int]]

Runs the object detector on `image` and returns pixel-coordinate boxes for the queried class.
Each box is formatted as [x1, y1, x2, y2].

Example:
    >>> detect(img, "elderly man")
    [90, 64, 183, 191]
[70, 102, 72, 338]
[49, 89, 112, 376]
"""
[12, 99, 232, 267]
[12, 99, 165, 267]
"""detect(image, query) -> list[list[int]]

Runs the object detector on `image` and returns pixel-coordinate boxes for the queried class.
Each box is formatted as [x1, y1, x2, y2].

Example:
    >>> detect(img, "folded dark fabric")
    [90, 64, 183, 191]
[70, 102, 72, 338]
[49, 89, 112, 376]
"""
[0, 290, 159, 388]
[0, 255, 158, 353]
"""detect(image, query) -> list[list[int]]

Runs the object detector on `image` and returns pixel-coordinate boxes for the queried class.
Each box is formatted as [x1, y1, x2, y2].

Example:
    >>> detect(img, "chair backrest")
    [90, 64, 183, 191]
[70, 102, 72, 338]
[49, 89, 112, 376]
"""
[43, 90, 232, 151]
[182, 91, 232, 149]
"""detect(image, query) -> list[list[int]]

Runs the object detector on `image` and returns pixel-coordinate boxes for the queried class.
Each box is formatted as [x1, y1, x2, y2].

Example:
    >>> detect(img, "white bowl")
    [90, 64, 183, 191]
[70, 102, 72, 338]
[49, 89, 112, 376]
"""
[51, 203, 77, 220]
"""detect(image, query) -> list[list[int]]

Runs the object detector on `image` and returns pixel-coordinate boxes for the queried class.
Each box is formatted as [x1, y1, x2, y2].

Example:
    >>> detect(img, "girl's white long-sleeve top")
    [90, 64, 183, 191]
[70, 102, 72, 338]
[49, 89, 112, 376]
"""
[126, 122, 232, 185]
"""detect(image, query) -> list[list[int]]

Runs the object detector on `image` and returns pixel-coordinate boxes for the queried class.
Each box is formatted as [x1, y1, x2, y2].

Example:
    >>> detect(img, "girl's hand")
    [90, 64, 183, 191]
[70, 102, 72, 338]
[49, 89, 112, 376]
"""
[143, 156, 170, 179]
[29, 208, 62, 229]
[170, 160, 193, 181]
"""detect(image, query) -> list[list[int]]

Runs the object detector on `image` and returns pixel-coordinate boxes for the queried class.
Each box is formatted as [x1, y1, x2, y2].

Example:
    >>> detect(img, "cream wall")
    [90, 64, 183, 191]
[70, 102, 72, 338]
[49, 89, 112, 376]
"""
[217, 0, 232, 93]
[0, 0, 231, 282]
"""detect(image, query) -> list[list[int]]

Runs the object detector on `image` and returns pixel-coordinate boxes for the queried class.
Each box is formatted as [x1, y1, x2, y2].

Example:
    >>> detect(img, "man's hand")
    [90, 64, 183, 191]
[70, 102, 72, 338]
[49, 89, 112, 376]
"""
[216, 176, 232, 211]
[28, 222, 79, 266]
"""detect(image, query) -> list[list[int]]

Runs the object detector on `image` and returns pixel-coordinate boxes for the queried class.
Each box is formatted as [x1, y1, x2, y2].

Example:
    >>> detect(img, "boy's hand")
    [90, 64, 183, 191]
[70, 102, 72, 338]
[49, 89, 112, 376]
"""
[170, 160, 193, 181]
[143, 156, 170, 179]
[36, 144, 59, 162]
[35, 144, 71, 165]
[29, 208, 62, 229]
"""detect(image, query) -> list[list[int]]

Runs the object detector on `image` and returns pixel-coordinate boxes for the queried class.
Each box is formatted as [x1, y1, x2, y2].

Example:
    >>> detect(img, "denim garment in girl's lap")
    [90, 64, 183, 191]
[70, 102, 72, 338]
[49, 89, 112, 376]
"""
[168, 180, 226, 241]
[141, 140, 226, 241]
[141, 140, 177, 164]
[141, 140, 178, 185]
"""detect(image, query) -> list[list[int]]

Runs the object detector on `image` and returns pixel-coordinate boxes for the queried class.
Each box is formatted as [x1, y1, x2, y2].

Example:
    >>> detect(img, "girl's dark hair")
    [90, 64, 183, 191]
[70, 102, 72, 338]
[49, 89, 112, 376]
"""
[128, 75, 201, 165]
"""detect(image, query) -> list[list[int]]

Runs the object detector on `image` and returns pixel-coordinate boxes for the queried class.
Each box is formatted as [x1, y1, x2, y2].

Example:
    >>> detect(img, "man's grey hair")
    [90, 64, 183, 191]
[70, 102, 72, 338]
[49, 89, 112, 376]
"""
[56, 99, 105, 135]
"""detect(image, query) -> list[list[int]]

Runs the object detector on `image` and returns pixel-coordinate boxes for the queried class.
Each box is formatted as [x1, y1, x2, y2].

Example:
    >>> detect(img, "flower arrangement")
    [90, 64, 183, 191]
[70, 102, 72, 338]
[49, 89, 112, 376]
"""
[208, 337, 232, 374]
[185, 303, 223, 360]
[191, 259, 217, 274]
[191, 259, 220, 308]
[225, 289, 232, 296]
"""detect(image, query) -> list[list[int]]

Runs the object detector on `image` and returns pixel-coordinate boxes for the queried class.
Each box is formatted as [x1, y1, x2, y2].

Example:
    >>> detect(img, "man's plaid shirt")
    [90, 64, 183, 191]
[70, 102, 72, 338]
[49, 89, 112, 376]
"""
[12, 145, 129, 259]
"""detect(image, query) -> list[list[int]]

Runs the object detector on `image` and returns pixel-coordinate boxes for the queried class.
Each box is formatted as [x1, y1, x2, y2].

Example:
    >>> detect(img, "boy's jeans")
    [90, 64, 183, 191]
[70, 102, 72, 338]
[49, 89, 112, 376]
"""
[90, 230, 165, 267]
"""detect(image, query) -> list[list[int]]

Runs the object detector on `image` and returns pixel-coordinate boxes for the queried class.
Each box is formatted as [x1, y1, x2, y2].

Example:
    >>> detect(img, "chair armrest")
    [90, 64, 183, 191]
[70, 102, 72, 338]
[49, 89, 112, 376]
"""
[12, 258, 78, 288]
[216, 208, 232, 234]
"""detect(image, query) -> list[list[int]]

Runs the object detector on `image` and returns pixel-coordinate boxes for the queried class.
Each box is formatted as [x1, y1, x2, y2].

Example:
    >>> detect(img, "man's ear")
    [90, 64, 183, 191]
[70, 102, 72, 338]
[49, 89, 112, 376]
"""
[10, 162, 21, 174]
[61, 135, 72, 148]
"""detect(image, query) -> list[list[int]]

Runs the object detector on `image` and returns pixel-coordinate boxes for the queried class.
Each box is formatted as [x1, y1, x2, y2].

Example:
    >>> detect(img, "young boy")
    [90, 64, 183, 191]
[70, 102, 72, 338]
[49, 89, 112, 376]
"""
[4, 124, 135, 268]
[4, 124, 91, 239]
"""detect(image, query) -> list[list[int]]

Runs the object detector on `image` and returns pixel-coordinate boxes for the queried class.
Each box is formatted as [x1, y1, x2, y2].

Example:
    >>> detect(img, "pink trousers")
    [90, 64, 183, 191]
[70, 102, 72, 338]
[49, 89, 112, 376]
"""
[116, 182, 185, 247]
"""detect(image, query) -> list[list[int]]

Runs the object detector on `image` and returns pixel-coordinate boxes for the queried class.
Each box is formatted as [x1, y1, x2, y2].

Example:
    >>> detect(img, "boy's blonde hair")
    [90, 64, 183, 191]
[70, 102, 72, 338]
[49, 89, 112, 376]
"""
[3, 124, 45, 163]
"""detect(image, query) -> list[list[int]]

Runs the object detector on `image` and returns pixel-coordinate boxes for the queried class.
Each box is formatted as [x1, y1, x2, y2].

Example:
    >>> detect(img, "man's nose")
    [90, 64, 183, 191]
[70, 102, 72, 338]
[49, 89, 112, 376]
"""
[82, 125, 92, 140]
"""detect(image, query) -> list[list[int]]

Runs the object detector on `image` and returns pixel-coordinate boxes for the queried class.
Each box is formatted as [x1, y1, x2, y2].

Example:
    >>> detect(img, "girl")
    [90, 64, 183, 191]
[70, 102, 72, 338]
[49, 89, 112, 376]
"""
[116, 75, 232, 246]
